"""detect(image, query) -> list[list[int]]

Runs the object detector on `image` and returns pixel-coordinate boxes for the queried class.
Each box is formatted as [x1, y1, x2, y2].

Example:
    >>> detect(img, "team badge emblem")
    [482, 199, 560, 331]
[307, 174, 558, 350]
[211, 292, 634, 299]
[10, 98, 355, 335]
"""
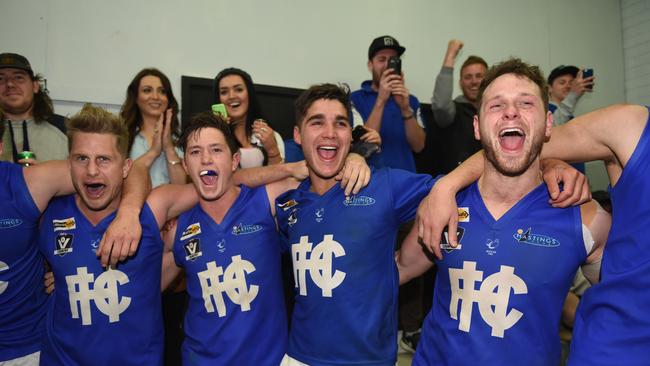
[440, 226, 465, 252]
[184, 238, 203, 261]
[54, 233, 74, 256]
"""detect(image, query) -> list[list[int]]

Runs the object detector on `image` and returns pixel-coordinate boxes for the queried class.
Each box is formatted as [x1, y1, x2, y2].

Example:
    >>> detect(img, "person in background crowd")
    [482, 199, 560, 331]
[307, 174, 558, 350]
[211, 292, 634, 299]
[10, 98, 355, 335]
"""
[0, 52, 68, 165]
[351, 35, 426, 172]
[431, 40, 487, 173]
[546, 65, 595, 174]
[215, 67, 285, 167]
[121, 68, 186, 187]
[547, 65, 595, 126]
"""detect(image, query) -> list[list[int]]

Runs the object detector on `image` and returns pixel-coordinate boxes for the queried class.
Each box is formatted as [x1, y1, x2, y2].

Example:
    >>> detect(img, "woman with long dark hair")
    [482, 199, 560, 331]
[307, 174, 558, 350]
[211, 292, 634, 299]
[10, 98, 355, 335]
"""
[121, 68, 185, 186]
[215, 67, 284, 167]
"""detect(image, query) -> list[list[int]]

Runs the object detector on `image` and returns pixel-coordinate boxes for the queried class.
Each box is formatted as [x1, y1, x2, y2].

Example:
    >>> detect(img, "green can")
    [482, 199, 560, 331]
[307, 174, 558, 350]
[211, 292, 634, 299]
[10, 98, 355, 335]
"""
[17, 151, 36, 166]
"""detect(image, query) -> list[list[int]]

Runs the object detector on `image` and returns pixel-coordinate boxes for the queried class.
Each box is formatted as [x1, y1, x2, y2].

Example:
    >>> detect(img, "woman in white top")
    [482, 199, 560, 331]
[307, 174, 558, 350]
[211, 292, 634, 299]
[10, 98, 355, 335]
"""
[214, 67, 285, 168]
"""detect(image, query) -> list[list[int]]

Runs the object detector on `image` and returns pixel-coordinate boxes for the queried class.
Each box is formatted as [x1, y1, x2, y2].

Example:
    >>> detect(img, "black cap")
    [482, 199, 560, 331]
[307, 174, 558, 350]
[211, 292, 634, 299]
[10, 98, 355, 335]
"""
[368, 35, 405, 60]
[0, 53, 34, 77]
[547, 65, 578, 85]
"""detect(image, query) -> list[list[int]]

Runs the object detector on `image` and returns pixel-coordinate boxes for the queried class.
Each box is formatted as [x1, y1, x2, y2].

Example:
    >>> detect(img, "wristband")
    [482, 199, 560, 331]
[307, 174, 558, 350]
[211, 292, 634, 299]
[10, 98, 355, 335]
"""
[402, 108, 415, 121]
[402, 113, 415, 120]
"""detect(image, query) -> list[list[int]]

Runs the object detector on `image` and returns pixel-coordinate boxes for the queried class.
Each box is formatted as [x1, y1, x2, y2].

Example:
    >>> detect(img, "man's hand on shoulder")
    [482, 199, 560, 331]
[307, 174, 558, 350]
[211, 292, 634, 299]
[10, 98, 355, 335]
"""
[416, 179, 458, 260]
[336, 153, 371, 196]
[97, 206, 142, 268]
[541, 158, 591, 207]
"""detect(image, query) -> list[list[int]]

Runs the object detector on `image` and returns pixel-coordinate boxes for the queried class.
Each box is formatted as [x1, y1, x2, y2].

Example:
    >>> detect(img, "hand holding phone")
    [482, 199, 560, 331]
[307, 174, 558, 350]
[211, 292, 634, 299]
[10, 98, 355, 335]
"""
[351, 125, 380, 159]
[352, 125, 367, 143]
[582, 68, 594, 90]
[388, 56, 402, 76]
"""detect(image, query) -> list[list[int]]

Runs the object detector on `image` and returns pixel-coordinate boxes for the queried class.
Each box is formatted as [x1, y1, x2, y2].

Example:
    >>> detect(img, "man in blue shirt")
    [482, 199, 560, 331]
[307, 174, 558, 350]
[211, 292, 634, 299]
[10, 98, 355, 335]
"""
[351, 35, 426, 172]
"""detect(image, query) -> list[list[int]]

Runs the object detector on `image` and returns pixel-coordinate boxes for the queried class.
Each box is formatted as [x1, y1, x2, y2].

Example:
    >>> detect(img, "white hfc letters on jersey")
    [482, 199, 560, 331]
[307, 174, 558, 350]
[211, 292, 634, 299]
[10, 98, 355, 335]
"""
[66, 267, 131, 325]
[292, 234, 346, 297]
[449, 261, 528, 338]
[198, 255, 259, 317]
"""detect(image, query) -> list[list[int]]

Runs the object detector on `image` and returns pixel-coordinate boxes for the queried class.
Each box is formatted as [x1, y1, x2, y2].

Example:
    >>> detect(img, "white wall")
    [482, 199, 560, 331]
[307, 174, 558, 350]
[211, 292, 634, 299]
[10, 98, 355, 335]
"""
[1, 0, 625, 189]
[622, 0, 650, 105]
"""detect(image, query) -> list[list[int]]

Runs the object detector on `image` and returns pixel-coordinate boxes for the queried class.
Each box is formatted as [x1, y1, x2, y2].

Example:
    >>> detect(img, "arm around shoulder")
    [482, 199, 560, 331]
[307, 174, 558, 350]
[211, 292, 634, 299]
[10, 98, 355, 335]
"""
[265, 178, 301, 217]
[24, 160, 73, 212]
[147, 183, 198, 229]
[544, 104, 648, 167]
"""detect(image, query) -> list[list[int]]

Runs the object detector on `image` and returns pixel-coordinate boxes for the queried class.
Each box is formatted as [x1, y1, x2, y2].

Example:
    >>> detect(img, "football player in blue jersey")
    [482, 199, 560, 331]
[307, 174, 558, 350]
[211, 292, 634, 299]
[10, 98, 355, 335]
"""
[0, 108, 148, 365]
[273, 84, 444, 366]
[159, 111, 296, 365]
[36, 104, 202, 366]
[420, 65, 650, 366]
[397, 58, 611, 365]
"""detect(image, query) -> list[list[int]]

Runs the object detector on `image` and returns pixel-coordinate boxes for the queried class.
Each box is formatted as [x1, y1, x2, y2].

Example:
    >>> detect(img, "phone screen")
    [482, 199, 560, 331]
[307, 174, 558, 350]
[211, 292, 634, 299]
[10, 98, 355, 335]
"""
[211, 103, 228, 118]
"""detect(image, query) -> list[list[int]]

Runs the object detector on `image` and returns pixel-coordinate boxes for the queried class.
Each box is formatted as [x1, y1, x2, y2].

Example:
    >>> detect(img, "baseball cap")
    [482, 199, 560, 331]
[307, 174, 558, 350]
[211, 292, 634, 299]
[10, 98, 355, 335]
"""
[368, 35, 405, 60]
[548, 65, 579, 85]
[0, 53, 34, 77]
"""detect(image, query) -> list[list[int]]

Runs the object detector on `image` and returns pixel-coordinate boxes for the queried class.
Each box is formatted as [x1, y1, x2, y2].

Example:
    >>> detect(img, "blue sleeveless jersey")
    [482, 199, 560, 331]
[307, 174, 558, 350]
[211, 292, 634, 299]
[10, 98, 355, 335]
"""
[0, 162, 46, 361]
[275, 168, 434, 366]
[173, 185, 287, 365]
[570, 108, 650, 366]
[38, 195, 163, 366]
[413, 182, 586, 366]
